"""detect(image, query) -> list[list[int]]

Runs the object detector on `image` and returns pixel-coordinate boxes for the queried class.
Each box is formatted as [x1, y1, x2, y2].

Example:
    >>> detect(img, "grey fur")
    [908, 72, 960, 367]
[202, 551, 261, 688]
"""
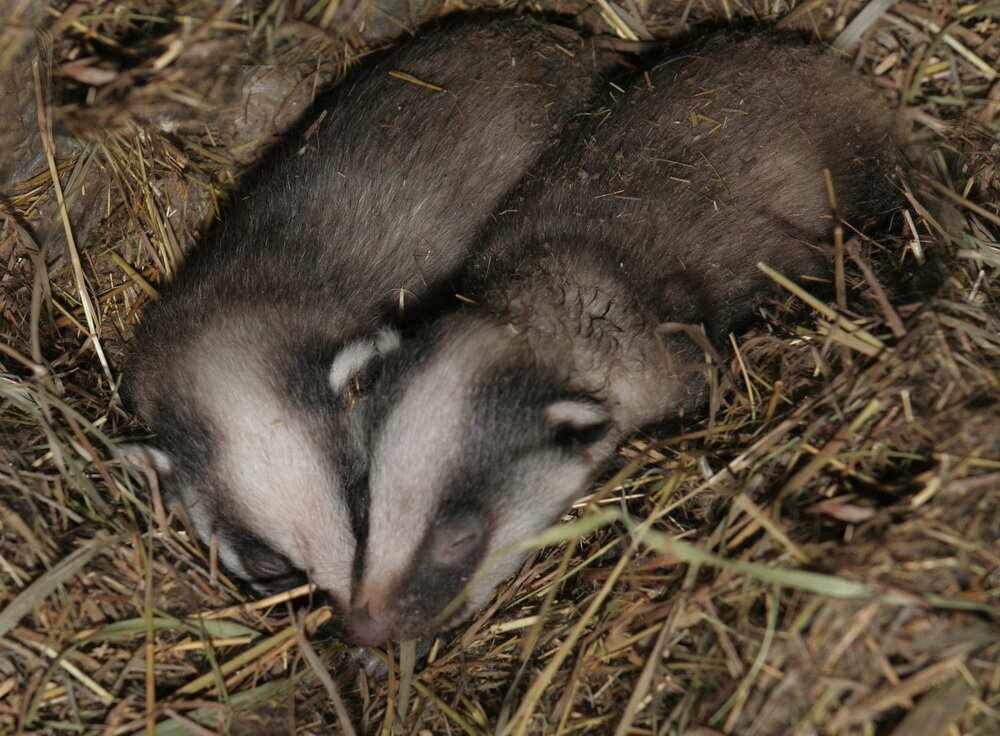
[353, 31, 901, 644]
[122, 15, 612, 608]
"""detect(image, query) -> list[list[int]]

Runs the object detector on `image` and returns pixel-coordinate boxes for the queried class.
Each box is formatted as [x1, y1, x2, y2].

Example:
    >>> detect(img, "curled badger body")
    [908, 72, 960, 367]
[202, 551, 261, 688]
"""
[351, 31, 901, 645]
[123, 15, 612, 610]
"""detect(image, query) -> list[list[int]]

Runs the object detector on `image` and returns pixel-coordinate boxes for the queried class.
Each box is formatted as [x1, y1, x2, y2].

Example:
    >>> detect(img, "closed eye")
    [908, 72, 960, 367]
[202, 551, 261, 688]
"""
[237, 542, 307, 592]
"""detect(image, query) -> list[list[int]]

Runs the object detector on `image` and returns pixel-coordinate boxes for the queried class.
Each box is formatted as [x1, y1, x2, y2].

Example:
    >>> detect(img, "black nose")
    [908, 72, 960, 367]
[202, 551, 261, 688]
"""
[345, 603, 392, 647]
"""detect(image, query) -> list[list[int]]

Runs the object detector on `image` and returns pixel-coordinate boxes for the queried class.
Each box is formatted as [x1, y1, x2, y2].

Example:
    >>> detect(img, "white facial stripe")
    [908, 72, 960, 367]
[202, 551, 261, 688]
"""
[191, 333, 356, 601]
[360, 323, 505, 608]
[361, 363, 467, 604]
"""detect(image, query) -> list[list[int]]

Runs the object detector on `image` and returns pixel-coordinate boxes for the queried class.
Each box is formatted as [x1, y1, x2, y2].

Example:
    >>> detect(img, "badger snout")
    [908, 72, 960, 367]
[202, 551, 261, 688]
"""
[345, 511, 492, 644]
[345, 603, 393, 647]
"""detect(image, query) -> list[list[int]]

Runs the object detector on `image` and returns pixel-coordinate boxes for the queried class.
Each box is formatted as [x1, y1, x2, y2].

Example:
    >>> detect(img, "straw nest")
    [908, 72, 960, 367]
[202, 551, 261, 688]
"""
[1, 0, 997, 734]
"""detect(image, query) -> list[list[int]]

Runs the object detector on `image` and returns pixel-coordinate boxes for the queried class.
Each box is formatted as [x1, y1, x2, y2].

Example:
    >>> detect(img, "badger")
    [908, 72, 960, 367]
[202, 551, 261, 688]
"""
[348, 32, 901, 645]
[122, 15, 614, 610]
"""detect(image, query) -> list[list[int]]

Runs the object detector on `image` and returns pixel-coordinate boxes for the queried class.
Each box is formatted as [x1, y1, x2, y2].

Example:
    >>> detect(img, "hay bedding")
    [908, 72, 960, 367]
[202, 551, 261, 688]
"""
[0, 0, 997, 733]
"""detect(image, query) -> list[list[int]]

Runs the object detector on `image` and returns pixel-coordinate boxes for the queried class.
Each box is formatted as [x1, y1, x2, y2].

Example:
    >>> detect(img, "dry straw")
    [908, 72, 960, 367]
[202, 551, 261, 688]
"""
[1, 0, 997, 734]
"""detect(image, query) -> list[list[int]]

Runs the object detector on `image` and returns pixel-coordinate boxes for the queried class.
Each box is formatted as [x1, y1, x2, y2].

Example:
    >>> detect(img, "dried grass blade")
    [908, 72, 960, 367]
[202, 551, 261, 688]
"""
[503, 518, 645, 736]
[896, 7, 998, 78]
[31, 60, 113, 388]
[293, 614, 357, 736]
[887, 677, 973, 736]
[833, 0, 902, 51]
[719, 587, 779, 731]
[0, 538, 109, 638]
[387, 70, 443, 91]
[926, 178, 1000, 227]
[594, 0, 653, 41]
[731, 494, 811, 564]
[758, 262, 886, 351]
[612, 617, 673, 736]
[153, 677, 303, 736]
[199, 583, 317, 619]
[777, 399, 882, 499]
[108, 251, 159, 300]
[396, 639, 416, 726]
[830, 654, 968, 729]
[19, 636, 114, 704]
[76, 615, 258, 643]
[410, 680, 477, 735]
[175, 608, 330, 695]
[160, 709, 221, 736]
[847, 243, 907, 338]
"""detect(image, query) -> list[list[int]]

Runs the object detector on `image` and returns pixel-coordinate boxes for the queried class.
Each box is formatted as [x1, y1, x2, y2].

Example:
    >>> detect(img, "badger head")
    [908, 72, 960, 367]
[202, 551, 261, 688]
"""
[345, 318, 619, 645]
[123, 322, 401, 613]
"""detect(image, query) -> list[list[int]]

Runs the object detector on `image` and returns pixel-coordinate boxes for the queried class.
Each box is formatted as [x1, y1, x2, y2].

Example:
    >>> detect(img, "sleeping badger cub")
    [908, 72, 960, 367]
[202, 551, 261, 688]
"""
[123, 16, 612, 612]
[348, 32, 900, 645]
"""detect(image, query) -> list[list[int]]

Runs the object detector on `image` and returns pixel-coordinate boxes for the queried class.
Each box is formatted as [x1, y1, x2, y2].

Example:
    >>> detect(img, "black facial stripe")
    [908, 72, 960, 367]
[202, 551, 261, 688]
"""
[467, 362, 605, 462]
[425, 361, 606, 549]
[344, 468, 370, 586]
[149, 399, 216, 499]
[369, 321, 452, 424]
[389, 504, 494, 631]
[351, 353, 385, 397]
[280, 334, 354, 410]
[279, 329, 398, 412]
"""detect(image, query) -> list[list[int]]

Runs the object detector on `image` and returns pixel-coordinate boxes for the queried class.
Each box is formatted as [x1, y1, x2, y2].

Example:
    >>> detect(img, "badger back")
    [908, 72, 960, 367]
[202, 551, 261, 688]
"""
[478, 30, 901, 342]
[122, 15, 613, 609]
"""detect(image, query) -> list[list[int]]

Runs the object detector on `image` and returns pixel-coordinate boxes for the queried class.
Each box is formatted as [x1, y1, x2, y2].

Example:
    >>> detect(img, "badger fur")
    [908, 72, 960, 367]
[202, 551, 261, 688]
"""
[122, 15, 612, 609]
[350, 32, 901, 645]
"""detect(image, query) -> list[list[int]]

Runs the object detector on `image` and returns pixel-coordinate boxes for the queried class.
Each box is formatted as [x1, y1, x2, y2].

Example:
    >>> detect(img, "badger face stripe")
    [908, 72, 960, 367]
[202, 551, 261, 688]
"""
[188, 329, 358, 606]
[428, 510, 491, 568]
[357, 328, 489, 609]
[139, 398, 219, 535]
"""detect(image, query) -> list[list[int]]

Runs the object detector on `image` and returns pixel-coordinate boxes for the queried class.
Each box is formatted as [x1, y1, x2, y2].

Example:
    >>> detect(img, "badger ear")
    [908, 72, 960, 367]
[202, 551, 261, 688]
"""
[544, 400, 612, 451]
[328, 327, 401, 396]
[118, 442, 174, 475]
